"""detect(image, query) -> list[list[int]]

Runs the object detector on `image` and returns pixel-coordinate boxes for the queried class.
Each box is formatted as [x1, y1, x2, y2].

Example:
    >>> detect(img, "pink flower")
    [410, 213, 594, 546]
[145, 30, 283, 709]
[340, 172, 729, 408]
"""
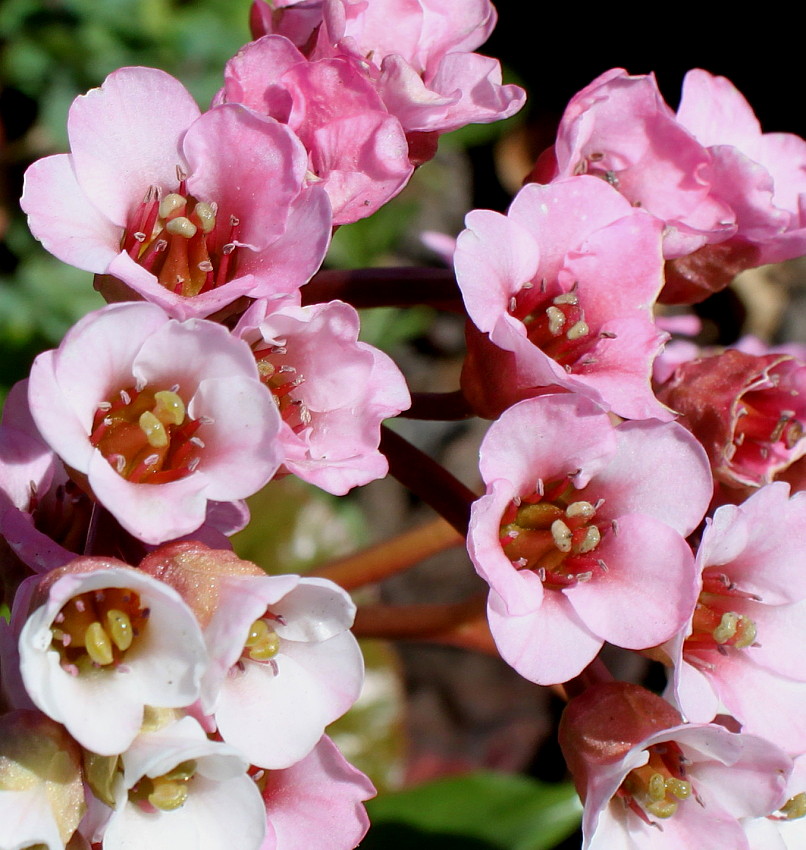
[657, 348, 806, 488]
[218, 35, 414, 224]
[21, 66, 331, 319]
[250, 0, 525, 136]
[468, 394, 710, 685]
[234, 297, 410, 495]
[27, 302, 282, 545]
[140, 542, 364, 770]
[260, 736, 375, 850]
[456, 177, 670, 421]
[559, 682, 791, 850]
[89, 716, 266, 850]
[16, 559, 208, 755]
[534, 68, 735, 260]
[668, 482, 806, 753]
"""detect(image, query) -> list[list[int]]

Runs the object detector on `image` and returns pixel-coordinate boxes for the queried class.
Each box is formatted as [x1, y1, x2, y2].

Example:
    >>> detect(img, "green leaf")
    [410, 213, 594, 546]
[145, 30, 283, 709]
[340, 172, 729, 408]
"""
[363, 771, 581, 850]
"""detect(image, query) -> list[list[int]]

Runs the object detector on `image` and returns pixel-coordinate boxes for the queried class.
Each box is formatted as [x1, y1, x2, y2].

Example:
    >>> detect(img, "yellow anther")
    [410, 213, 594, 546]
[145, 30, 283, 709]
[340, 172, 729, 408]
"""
[573, 525, 601, 554]
[713, 612, 740, 644]
[159, 193, 186, 219]
[153, 390, 186, 426]
[781, 792, 806, 820]
[647, 772, 667, 802]
[733, 616, 757, 649]
[666, 778, 691, 800]
[148, 778, 189, 811]
[194, 202, 217, 233]
[165, 216, 198, 238]
[566, 320, 590, 340]
[257, 361, 276, 379]
[139, 411, 169, 448]
[105, 609, 133, 652]
[515, 502, 564, 529]
[565, 501, 596, 519]
[546, 306, 566, 336]
[162, 760, 197, 782]
[646, 798, 678, 819]
[551, 519, 573, 552]
[553, 292, 579, 306]
[85, 622, 114, 666]
[245, 618, 271, 647]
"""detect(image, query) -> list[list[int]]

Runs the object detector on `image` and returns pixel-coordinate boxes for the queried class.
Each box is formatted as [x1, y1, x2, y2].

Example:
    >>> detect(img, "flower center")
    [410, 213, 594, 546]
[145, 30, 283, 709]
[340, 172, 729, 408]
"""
[50, 587, 149, 670]
[121, 181, 241, 297]
[618, 742, 692, 823]
[509, 286, 603, 369]
[732, 386, 805, 478]
[89, 387, 205, 484]
[240, 610, 285, 664]
[499, 478, 607, 589]
[129, 759, 197, 812]
[253, 345, 310, 432]
[684, 571, 759, 654]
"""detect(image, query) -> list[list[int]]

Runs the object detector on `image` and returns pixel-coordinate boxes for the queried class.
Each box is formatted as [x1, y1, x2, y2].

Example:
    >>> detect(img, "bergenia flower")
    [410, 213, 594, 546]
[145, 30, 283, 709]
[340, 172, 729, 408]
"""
[657, 348, 806, 488]
[27, 302, 282, 545]
[90, 715, 266, 850]
[559, 682, 792, 850]
[21, 66, 331, 319]
[17, 559, 208, 755]
[260, 735, 376, 850]
[218, 36, 414, 224]
[468, 394, 710, 685]
[140, 542, 364, 769]
[250, 0, 526, 137]
[456, 176, 670, 421]
[0, 710, 85, 850]
[532, 68, 735, 260]
[668, 482, 806, 753]
[235, 297, 411, 495]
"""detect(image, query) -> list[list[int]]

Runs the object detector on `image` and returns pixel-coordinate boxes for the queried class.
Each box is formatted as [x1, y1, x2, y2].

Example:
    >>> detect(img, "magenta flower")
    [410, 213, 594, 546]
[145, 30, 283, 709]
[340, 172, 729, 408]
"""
[27, 302, 282, 545]
[456, 177, 670, 421]
[559, 683, 791, 850]
[669, 482, 806, 753]
[658, 348, 806, 488]
[235, 297, 411, 495]
[219, 36, 414, 224]
[16, 560, 208, 756]
[260, 736, 375, 850]
[468, 394, 710, 685]
[21, 66, 331, 319]
[250, 0, 525, 136]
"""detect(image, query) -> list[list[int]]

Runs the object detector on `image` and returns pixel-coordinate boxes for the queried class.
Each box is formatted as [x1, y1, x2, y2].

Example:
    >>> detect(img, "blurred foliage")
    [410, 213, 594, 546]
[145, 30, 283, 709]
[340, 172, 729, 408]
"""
[364, 771, 581, 850]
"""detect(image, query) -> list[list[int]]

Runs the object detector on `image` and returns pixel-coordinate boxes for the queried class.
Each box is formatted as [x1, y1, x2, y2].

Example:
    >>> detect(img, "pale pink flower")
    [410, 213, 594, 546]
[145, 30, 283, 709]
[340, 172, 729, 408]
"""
[456, 177, 670, 421]
[676, 69, 806, 269]
[17, 560, 208, 756]
[89, 716, 266, 850]
[140, 542, 364, 770]
[218, 35, 413, 224]
[559, 683, 791, 850]
[27, 302, 282, 545]
[468, 394, 710, 685]
[744, 752, 806, 849]
[260, 736, 375, 850]
[234, 297, 410, 495]
[0, 710, 85, 850]
[250, 0, 525, 136]
[534, 68, 735, 260]
[21, 66, 331, 319]
[668, 482, 806, 753]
